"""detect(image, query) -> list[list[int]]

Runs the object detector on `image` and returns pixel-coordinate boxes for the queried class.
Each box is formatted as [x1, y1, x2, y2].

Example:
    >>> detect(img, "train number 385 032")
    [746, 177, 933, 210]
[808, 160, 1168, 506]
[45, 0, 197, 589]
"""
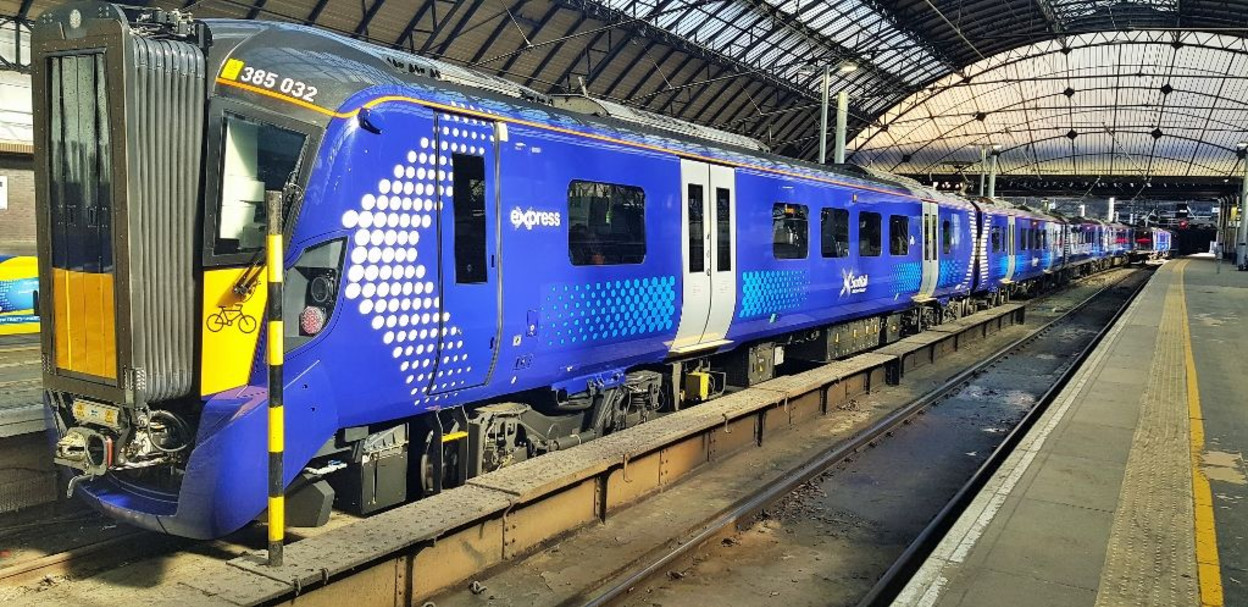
[238, 66, 319, 103]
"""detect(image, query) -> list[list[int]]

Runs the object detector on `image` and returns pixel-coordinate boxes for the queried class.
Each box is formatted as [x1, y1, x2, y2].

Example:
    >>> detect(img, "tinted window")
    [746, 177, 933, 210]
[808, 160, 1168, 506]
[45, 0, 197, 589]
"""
[452, 154, 487, 283]
[991, 226, 1002, 252]
[568, 180, 646, 266]
[688, 184, 704, 272]
[216, 114, 306, 255]
[1018, 227, 1028, 250]
[889, 215, 909, 256]
[820, 208, 849, 258]
[942, 219, 953, 255]
[716, 188, 731, 271]
[859, 212, 882, 257]
[773, 203, 809, 259]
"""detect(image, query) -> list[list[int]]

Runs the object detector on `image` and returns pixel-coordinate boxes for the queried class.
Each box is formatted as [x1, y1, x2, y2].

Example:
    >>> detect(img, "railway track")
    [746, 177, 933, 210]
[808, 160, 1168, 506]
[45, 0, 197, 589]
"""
[0, 268, 1144, 606]
[577, 267, 1151, 607]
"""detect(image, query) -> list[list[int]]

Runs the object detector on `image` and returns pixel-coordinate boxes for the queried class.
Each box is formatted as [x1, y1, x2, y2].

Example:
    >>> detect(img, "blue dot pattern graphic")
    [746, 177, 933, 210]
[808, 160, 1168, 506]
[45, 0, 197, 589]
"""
[937, 259, 967, 289]
[740, 270, 809, 318]
[543, 276, 677, 346]
[890, 262, 922, 293]
[996, 254, 1010, 279]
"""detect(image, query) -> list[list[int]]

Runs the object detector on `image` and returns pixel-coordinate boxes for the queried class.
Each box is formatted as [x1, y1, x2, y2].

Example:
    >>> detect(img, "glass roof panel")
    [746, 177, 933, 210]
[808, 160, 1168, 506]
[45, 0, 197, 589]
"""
[1042, 0, 1178, 23]
[849, 30, 1248, 178]
[590, 0, 950, 101]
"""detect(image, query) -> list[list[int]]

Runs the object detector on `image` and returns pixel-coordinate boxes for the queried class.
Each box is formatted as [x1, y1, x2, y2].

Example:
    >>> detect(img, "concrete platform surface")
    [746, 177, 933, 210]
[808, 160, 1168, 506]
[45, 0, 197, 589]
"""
[898, 255, 1245, 607]
[0, 333, 42, 437]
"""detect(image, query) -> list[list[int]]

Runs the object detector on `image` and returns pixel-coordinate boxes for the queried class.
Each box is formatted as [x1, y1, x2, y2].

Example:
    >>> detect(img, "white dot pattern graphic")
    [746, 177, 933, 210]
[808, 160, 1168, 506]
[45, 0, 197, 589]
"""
[340, 111, 493, 406]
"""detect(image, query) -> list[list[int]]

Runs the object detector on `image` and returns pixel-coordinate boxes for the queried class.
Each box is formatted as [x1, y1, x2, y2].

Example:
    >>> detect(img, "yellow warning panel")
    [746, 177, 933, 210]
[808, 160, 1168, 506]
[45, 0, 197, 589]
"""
[201, 267, 267, 395]
[220, 58, 245, 81]
[50, 267, 116, 379]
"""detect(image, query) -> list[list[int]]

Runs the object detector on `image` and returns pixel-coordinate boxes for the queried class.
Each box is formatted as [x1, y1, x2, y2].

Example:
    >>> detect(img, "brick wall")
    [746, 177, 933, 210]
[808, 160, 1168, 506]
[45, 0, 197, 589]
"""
[0, 153, 35, 256]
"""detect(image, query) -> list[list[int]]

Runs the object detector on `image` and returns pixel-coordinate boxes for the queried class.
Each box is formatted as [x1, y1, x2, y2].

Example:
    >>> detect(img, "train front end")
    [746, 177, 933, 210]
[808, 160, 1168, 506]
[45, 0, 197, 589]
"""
[35, 2, 206, 486]
[30, 3, 320, 537]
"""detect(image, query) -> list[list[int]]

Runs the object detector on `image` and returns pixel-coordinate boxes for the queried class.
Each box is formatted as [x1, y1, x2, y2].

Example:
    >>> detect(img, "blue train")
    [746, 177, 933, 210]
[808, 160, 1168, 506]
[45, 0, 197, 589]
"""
[35, 4, 1142, 539]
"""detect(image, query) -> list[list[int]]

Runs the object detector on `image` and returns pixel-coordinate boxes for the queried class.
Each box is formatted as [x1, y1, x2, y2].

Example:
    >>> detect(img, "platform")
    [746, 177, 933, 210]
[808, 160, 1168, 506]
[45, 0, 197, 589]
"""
[898, 255, 1245, 607]
[0, 334, 42, 438]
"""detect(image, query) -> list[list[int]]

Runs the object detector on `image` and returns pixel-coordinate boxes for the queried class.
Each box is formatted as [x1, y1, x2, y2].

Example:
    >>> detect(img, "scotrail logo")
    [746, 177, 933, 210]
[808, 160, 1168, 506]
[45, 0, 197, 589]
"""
[510, 207, 562, 230]
[840, 269, 869, 297]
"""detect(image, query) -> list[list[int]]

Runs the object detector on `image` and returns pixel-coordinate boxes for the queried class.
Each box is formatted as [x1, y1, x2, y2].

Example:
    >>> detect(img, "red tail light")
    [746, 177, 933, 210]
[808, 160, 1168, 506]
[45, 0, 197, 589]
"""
[301, 306, 328, 336]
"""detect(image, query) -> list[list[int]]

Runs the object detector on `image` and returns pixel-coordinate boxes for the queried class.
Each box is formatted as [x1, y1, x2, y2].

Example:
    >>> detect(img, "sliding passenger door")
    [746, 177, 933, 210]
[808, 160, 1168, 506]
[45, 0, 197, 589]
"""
[672, 159, 735, 353]
[1004, 216, 1017, 282]
[431, 114, 501, 392]
[917, 201, 939, 299]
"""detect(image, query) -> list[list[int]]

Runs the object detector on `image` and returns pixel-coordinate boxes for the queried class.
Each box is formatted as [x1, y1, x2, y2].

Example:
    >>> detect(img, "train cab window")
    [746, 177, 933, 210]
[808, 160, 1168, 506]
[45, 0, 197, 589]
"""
[889, 215, 909, 256]
[941, 219, 953, 255]
[990, 226, 1002, 252]
[452, 154, 487, 283]
[215, 114, 306, 256]
[820, 208, 850, 258]
[568, 180, 646, 266]
[859, 212, 882, 257]
[773, 203, 809, 259]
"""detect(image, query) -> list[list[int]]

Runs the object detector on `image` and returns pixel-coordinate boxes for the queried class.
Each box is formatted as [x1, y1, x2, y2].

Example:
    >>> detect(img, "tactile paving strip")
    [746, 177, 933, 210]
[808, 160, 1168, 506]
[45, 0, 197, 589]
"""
[1094, 260, 1199, 606]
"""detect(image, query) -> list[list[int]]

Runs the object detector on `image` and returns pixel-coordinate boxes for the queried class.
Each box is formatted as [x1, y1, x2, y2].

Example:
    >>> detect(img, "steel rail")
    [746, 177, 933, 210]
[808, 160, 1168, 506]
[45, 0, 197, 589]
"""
[855, 268, 1151, 606]
[577, 268, 1147, 607]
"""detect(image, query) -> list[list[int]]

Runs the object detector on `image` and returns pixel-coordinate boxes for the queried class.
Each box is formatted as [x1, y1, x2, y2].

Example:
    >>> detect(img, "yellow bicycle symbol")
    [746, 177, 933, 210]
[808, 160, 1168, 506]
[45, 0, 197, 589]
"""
[206, 303, 258, 334]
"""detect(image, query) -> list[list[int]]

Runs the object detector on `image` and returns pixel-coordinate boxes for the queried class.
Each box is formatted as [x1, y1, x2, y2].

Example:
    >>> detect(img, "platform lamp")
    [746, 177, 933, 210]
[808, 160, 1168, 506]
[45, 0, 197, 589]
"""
[800, 60, 858, 164]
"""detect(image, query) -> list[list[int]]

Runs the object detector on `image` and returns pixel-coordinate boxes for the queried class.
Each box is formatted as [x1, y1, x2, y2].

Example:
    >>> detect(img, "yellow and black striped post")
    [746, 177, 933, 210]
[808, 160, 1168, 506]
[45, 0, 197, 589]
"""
[266, 195, 286, 567]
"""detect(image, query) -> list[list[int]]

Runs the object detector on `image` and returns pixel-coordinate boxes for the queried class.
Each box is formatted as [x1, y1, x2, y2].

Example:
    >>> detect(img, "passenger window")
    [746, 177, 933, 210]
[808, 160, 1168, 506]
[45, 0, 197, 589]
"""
[859, 212, 882, 257]
[687, 184, 704, 272]
[451, 154, 488, 283]
[215, 114, 306, 256]
[1018, 227, 1027, 250]
[773, 203, 809, 259]
[820, 208, 850, 258]
[567, 180, 646, 266]
[889, 215, 909, 256]
[991, 226, 1002, 252]
[716, 188, 732, 271]
[942, 219, 953, 255]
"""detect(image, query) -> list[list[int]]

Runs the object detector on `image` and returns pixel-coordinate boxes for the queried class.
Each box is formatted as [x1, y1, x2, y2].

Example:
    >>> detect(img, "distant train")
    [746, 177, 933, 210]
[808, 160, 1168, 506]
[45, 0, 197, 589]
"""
[35, 3, 1164, 539]
[1130, 227, 1174, 263]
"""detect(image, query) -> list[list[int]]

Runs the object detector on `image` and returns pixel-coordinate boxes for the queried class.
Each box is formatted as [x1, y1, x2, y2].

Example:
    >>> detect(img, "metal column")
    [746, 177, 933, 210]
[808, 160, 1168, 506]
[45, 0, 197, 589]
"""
[1237, 165, 1248, 268]
[978, 146, 987, 197]
[986, 153, 999, 199]
[818, 65, 829, 165]
[834, 89, 848, 164]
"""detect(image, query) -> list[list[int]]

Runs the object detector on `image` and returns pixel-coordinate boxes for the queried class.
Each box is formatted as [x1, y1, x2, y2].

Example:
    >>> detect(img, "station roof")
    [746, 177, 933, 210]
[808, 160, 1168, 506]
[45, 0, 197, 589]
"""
[3, 0, 1248, 189]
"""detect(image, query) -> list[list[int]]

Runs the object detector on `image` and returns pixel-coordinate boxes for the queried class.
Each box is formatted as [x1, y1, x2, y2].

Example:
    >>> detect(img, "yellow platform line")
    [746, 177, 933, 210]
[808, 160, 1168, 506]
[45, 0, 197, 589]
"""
[1177, 260, 1224, 607]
